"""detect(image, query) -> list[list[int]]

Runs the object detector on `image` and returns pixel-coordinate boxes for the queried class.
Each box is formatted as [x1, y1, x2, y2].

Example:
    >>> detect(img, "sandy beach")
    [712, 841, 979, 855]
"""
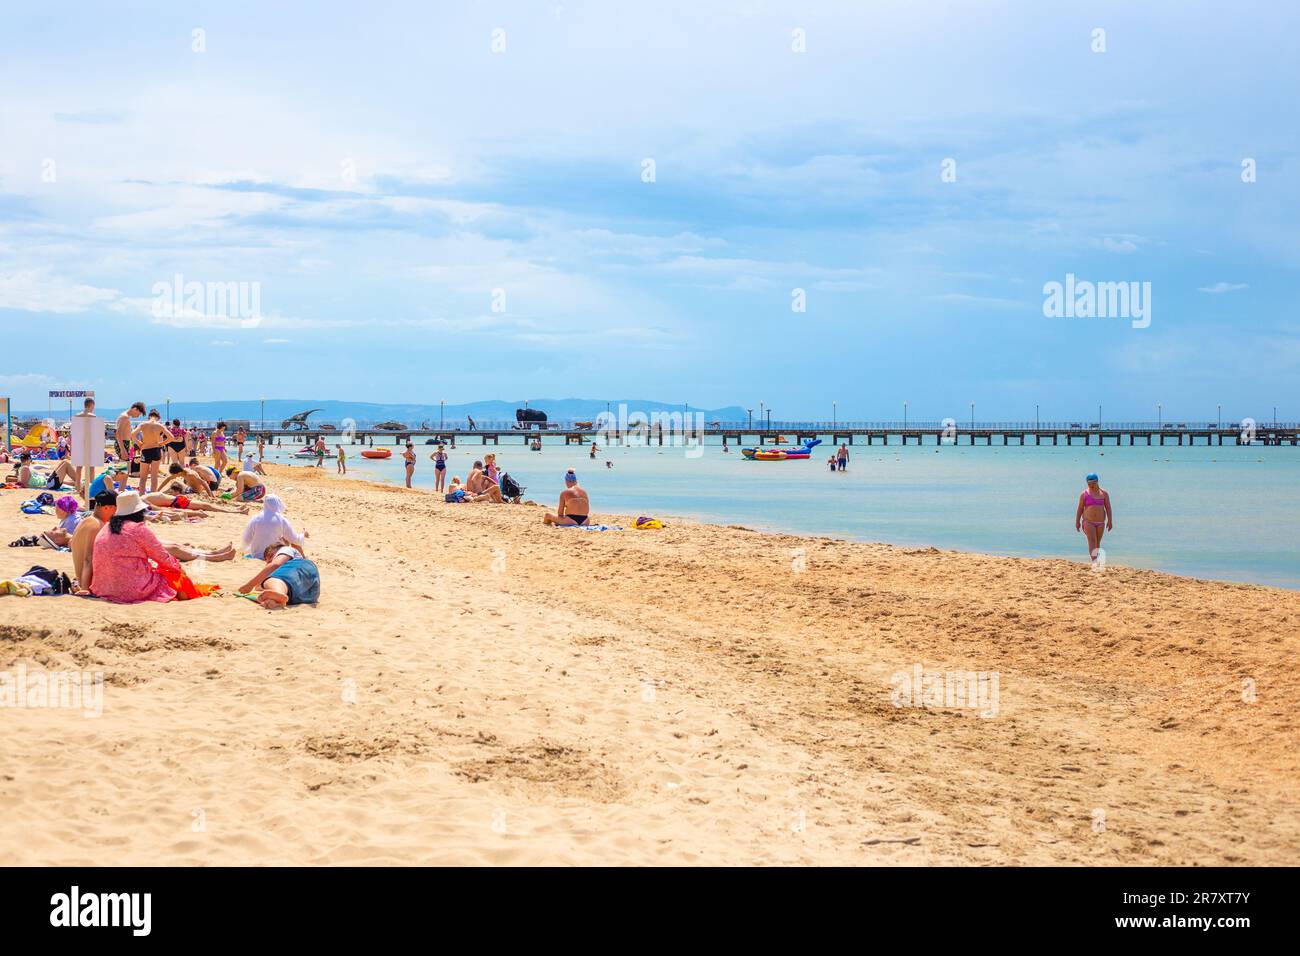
[1, 463, 1297, 866]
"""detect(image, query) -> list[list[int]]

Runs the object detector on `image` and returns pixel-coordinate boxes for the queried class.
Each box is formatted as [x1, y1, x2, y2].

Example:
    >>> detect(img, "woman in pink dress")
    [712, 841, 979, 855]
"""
[90, 491, 182, 604]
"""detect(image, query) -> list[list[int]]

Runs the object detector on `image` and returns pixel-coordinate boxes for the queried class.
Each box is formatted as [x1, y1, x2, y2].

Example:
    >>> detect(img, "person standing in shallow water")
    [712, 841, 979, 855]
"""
[836, 443, 849, 471]
[1074, 472, 1113, 566]
[430, 444, 447, 491]
[403, 441, 416, 488]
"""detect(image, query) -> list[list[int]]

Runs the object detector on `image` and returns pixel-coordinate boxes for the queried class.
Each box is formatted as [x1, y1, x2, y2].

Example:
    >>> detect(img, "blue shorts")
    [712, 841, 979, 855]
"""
[267, 559, 320, 606]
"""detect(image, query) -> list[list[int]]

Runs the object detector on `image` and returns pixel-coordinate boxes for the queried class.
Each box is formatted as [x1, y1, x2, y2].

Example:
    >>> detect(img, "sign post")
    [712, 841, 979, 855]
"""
[54, 391, 98, 499]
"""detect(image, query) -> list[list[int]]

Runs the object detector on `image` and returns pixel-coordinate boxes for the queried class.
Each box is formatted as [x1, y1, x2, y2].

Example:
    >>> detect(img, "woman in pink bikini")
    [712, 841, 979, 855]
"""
[1074, 473, 1113, 565]
[211, 422, 229, 474]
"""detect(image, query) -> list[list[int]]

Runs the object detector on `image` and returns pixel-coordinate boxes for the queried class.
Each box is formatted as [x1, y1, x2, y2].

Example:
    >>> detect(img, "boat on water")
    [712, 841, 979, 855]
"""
[361, 448, 392, 460]
[741, 438, 821, 460]
[292, 448, 320, 459]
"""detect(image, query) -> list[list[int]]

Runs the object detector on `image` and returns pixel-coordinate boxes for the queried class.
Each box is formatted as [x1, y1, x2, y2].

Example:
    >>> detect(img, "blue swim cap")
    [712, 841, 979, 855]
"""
[1085, 473, 1099, 481]
[564, 470, 577, 483]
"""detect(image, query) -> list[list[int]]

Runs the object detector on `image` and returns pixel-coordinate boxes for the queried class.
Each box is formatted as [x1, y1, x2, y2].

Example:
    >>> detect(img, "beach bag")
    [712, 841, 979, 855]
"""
[20, 501, 48, 515]
[633, 516, 664, 530]
[22, 565, 73, 595]
[445, 490, 465, 503]
[499, 472, 523, 499]
[36, 492, 55, 507]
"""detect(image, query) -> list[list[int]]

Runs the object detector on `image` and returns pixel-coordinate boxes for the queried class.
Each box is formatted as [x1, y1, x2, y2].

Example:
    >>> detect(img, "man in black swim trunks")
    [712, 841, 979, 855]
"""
[543, 469, 590, 526]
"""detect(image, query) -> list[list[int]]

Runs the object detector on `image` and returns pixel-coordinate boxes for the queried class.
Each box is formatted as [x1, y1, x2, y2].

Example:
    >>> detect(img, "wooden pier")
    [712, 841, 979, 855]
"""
[242, 421, 1300, 448]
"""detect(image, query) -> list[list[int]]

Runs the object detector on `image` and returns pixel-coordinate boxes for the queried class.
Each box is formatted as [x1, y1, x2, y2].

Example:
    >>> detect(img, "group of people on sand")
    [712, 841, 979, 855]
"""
[5, 398, 320, 608]
[57, 488, 319, 609]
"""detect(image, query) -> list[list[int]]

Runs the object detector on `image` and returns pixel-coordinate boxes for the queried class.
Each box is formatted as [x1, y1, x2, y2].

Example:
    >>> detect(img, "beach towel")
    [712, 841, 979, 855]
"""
[20, 502, 48, 515]
[156, 563, 219, 600]
[557, 524, 623, 531]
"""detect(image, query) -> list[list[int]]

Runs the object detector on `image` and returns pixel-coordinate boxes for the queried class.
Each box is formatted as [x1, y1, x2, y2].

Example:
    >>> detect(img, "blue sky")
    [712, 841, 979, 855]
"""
[1, 0, 1296, 421]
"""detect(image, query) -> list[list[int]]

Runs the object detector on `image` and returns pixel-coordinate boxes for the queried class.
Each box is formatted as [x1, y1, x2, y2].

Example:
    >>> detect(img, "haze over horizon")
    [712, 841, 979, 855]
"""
[2, 1, 1296, 420]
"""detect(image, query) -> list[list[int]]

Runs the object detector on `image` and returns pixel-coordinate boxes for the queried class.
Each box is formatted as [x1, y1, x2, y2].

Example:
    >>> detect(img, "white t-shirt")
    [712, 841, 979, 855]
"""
[244, 455, 257, 473]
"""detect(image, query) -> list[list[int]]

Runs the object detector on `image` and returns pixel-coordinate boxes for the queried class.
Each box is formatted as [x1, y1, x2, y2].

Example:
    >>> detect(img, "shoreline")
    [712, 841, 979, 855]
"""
[297, 459, 1299, 593]
[2, 463, 1296, 865]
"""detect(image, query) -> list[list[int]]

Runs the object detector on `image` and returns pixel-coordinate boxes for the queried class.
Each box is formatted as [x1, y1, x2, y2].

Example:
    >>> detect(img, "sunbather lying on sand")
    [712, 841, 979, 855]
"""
[145, 485, 249, 514]
[42, 496, 85, 548]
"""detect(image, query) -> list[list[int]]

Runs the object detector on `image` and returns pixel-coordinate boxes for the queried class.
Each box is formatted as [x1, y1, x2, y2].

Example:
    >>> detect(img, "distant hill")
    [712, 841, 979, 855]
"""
[12, 398, 749, 428]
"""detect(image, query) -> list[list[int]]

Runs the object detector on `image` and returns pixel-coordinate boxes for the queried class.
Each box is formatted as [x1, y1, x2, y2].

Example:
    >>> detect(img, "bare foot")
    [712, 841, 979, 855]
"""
[257, 589, 289, 609]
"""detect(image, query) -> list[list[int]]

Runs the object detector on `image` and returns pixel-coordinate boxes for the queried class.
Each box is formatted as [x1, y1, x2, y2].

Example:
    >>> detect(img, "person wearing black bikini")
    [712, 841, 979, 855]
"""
[403, 442, 416, 488]
[543, 469, 589, 526]
[430, 444, 448, 492]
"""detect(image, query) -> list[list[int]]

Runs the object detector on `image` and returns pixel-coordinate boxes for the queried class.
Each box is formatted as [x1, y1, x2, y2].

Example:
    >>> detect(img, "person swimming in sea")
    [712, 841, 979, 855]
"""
[1074, 472, 1113, 566]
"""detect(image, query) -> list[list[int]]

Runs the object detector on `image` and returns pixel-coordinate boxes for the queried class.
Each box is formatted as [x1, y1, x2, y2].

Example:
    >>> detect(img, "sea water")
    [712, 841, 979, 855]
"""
[265, 436, 1300, 589]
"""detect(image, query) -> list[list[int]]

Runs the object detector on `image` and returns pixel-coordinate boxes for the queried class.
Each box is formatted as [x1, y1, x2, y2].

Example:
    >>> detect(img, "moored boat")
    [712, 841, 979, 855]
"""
[741, 438, 821, 460]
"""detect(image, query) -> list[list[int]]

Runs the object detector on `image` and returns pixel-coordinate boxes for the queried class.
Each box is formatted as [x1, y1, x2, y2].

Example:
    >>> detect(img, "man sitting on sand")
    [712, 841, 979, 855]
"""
[238, 543, 321, 609]
[543, 469, 590, 526]
[464, 461, 503, 503]
[243, 451, 268, 477]
[72, 491, 236, 594]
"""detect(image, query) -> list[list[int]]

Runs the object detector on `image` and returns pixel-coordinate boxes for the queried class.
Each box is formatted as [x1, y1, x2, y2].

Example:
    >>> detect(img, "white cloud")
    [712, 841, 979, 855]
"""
[1197, 282, 1248, 294]
[1098, 237, 1138, 254]
[0, 271, 119, 314]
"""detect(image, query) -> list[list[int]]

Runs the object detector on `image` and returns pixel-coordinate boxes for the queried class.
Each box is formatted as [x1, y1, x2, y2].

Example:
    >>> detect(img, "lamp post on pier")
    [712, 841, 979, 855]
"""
[1157, 403, 1162, 428]
[903, 401, 907, 430]
[970, 401, 975, 430]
